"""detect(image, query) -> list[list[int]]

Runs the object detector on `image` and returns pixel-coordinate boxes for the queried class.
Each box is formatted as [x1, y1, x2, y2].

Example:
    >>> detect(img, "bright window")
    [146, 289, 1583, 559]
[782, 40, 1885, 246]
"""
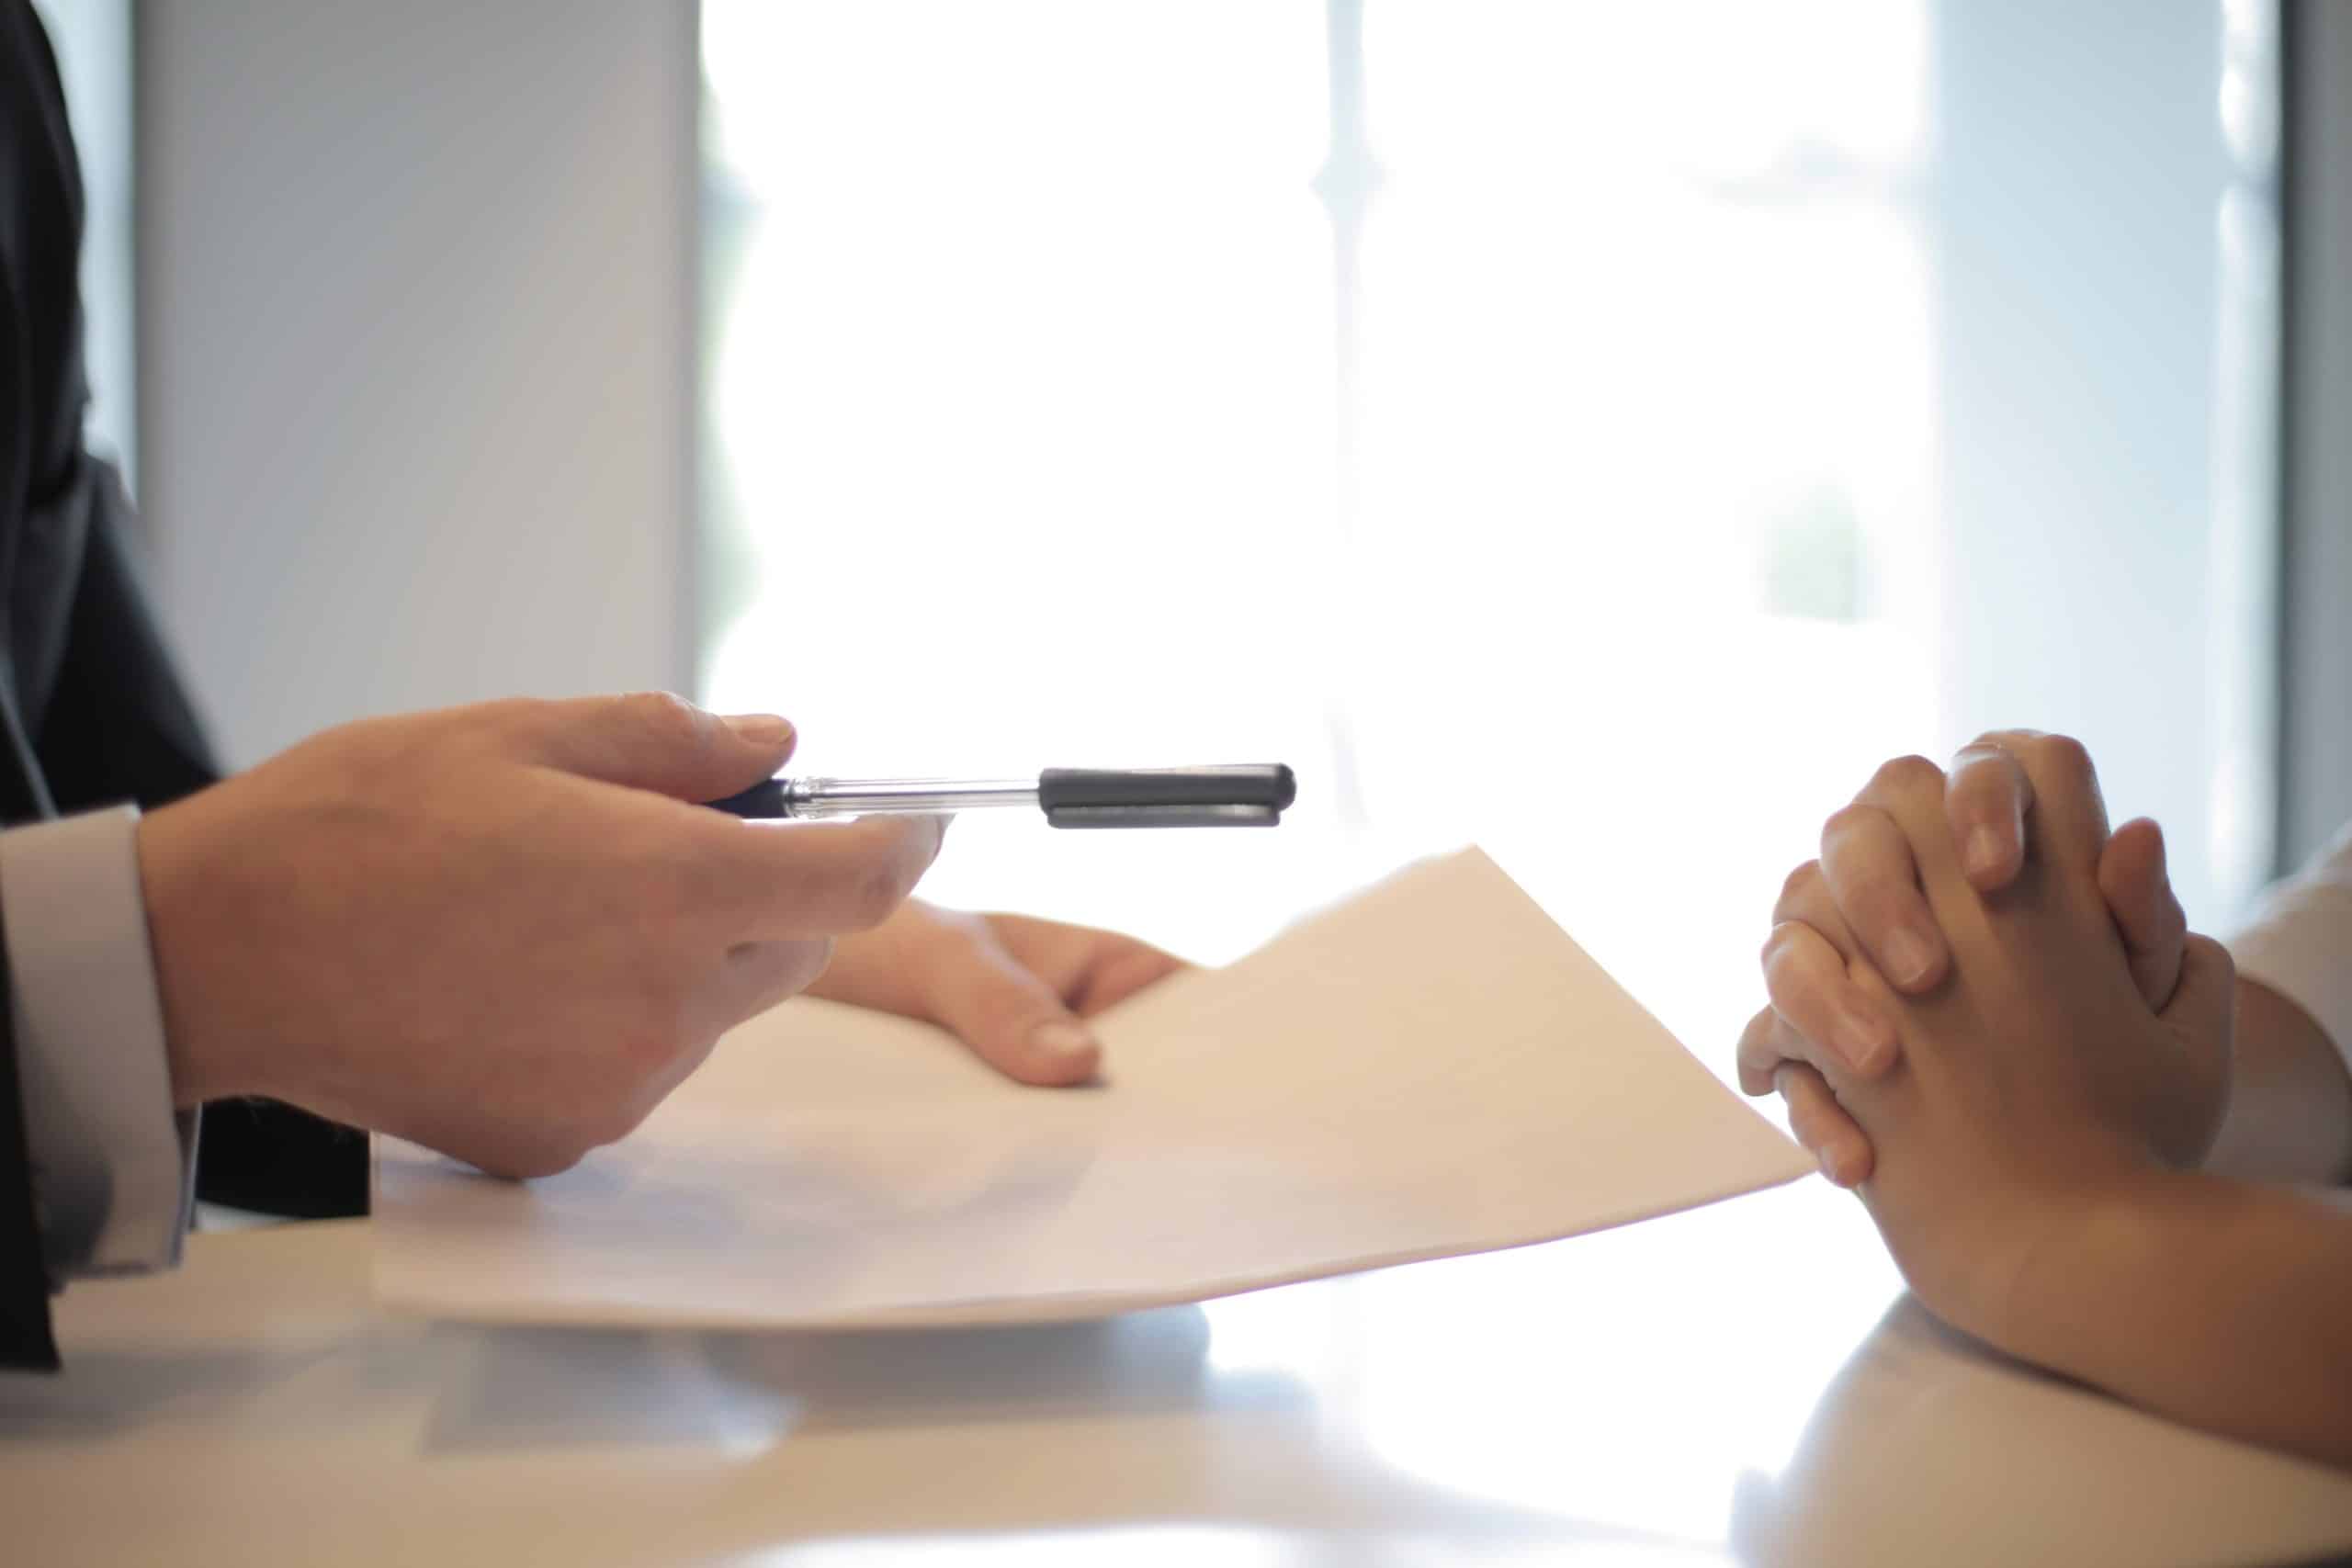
[700, 2, 2278, 1097]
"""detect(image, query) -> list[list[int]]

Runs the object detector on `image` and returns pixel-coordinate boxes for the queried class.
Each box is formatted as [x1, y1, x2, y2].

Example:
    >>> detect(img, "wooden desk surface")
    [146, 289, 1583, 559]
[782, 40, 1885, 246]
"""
[6, 1180, 2352, 1567]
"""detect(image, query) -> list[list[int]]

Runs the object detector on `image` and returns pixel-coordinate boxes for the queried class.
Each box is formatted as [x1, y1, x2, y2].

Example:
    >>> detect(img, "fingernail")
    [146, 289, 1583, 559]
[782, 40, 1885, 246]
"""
[1963, 826, 2007, 880]
[1883, 927, 1938, 989]
[726, 713, 793, 747]
[1816, 1146, 1842, 1184]
[1836, 1010, 1891, 1074]
[1029, 1021, 1098, 1063]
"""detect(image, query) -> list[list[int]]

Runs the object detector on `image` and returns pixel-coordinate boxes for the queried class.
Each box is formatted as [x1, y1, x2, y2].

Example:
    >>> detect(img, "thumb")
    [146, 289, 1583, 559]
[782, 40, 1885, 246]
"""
[920, 930, 1104, 1088]
[523, 692, 796, 801]
[2153, 931, 2236, 1166]
[2099, 817, 2187, 1010]
[2163, 932, 2235, 1063]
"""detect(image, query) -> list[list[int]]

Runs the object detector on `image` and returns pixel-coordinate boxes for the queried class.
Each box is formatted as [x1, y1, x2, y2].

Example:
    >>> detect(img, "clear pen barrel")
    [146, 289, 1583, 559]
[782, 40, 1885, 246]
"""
[784, 777, 1039, 818]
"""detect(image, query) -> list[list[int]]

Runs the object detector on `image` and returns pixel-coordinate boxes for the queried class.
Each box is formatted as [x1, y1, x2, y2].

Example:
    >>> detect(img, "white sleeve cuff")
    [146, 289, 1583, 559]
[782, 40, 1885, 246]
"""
[1, 805, 197, 1279]
[2228, 820, 2352, 1079]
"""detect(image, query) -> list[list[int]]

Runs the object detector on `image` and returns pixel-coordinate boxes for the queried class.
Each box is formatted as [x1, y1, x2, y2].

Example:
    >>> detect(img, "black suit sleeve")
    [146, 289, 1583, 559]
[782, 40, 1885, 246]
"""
[0, 896, 59, 1370]
[0, 453, 363, 1376]
[0, 450, 212, 1374]
[35, 468, 368, 1223]
[0, 3, 364, 1370]
[31, 462, 217, 816]
[0, 0, 74, 1373]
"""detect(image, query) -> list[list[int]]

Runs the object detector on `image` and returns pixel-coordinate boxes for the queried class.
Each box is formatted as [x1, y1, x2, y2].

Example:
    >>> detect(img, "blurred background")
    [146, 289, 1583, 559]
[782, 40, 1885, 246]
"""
[38, 0, 2352, 1100]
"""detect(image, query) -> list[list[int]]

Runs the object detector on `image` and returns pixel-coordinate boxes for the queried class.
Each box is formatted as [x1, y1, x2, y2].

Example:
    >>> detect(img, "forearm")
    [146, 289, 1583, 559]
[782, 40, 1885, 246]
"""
[2007, 1170, 2352, 1471]
[2220, 820, 2352, 1185]
[2204, 977, 2352, 1186]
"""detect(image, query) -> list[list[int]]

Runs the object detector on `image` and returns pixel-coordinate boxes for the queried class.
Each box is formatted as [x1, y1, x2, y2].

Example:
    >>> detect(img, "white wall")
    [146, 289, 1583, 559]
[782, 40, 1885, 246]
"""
[138, 0, 696, 766]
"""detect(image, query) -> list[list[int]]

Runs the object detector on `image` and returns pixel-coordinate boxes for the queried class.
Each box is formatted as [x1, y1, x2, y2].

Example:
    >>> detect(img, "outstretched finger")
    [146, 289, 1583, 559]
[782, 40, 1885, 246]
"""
[913, 924, 1109, 1087]
[982, 913, 1190, 1016]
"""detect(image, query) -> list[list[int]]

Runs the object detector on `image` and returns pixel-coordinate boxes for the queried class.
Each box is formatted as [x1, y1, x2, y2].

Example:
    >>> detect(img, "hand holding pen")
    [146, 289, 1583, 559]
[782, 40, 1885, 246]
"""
[706, 764, 1297, 827]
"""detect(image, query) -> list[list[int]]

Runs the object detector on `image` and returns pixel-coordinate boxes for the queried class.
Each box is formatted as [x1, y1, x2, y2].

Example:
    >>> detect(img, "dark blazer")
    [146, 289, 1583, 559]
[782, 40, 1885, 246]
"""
[2, 1, 360, 1372]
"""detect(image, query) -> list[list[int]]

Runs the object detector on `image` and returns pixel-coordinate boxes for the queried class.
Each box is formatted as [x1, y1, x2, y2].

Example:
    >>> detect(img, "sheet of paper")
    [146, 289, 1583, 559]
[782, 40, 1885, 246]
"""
[373, 847, 1812, 1327]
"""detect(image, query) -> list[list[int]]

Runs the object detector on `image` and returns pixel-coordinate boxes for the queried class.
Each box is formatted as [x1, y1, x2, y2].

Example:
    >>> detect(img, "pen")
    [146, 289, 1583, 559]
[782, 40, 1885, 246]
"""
[705, 764, 1296, 828]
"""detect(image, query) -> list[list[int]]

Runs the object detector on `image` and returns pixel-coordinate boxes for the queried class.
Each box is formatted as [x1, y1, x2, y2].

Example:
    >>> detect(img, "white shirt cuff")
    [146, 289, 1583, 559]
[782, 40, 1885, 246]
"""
[1, 805, 197, 1279]
[2228, 820, 2352, 1079]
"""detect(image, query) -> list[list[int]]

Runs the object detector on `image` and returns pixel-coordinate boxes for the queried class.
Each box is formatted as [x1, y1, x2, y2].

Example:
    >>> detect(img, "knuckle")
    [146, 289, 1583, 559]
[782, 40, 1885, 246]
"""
[2185, 931, 2234, 979]
[1947, 751, 2014, 807]
[842, 862, 913, 931]
[1758, 936, 1842, 1036]
[1736, 1010, 1789, 1078]
[1951, 735, 2022, 779]
[1867, 753, 1945, 798]
[1761, 964, 1818, 1023]
[1819, 803, 1889, 855]
[624, 689, 707, 750]
[1776, 860, 1823, 911]
[2035, 732, 2095, 782]
[1758, 921, 1817, 985]
[1819, 802, 1870, 838]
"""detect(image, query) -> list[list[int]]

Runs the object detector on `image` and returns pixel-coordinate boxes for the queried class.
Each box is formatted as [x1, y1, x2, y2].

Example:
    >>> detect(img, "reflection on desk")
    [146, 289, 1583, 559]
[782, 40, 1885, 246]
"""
[6, 1181, 2352, 1566]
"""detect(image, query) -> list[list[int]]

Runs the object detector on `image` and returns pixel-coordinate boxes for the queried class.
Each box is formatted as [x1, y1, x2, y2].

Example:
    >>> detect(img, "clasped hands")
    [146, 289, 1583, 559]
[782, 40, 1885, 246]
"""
[1736, 731, 2234, 1343]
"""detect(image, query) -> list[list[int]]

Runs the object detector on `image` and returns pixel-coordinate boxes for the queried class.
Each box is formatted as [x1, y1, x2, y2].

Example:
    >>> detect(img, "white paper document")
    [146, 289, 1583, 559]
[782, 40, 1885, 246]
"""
[373, 848, 1811, 1327]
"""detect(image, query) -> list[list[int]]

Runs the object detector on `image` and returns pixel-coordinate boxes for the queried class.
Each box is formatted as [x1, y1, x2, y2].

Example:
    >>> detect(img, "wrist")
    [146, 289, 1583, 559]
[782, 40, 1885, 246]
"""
[1990, 1163, 2211, 1376]
[136, 800, 267, 1105]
